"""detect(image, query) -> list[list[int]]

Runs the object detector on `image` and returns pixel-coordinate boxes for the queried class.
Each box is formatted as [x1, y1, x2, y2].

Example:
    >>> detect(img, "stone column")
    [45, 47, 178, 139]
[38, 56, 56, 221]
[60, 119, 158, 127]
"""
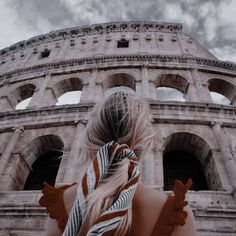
[185, 82, 199, 102]
[0, 95, 14, 111]
[0, 82, 14, 111]
[80, 68, 100, 102]
[230, 90, 236, 106]
[27, 74, 56, 108]
[142, 150, 155, 186]
[141, 65, 149, 98]
[189, 68, 213, 103]
[0, 127, 24, 190]
[57, 120, 87, 183]
[141, 65, 156, 100]
[152, 148, 164, 190]
[211, 122, 236, 199]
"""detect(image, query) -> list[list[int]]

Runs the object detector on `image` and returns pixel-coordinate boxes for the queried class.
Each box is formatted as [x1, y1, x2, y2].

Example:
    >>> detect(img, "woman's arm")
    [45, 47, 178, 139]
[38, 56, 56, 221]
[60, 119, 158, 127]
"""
[171, 205, 197, 236]
[44, 217, 62, 236]
[40, 183, 77, 236]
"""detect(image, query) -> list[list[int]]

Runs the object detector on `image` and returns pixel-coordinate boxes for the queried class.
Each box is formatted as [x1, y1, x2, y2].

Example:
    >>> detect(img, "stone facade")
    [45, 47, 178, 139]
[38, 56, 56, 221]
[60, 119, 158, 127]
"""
[0, 21, 235, 235]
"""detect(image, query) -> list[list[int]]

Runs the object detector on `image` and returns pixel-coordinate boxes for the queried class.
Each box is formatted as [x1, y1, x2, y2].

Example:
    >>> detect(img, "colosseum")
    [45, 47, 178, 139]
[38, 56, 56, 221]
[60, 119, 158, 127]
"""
[0, 21, 235, 236]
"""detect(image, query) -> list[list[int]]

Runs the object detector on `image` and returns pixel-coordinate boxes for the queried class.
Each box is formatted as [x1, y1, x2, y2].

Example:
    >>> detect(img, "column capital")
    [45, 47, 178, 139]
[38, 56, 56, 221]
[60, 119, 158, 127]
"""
[232, 186, 236, 200]
[91, 66, 98, 72]
[191, 67, 199, 73]
[141, 64, 149, 70]
[12, 126, 24, 134]
[74, 119, 88, 125]
[151, 147, 164, 153]
[45, 73, 52, 79]
[210, 121, 223, 127]
[3, 81, 11, 87]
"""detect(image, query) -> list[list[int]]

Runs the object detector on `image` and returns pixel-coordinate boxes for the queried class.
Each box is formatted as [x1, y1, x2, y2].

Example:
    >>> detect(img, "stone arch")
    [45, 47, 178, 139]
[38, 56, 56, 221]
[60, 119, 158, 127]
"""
[163, 132, 220, 191]
[102, 73, 136, 91]
[155, 74, 189, 101]
[208, 78, 235, 104]
[155, 74, 189, 93]
[21, 134, 64, 190]
[53, 77, 83, 105]
[9, 83, 36, 109]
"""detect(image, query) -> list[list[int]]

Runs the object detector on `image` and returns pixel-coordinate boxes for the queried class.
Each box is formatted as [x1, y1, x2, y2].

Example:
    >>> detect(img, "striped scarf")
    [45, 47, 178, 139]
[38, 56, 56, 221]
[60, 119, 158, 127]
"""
[63, 141, 140, 236]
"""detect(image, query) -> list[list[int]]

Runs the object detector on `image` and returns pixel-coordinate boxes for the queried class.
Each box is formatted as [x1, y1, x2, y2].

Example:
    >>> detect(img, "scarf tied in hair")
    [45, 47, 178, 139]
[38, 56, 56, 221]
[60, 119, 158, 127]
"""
[62, 141, 140, 236]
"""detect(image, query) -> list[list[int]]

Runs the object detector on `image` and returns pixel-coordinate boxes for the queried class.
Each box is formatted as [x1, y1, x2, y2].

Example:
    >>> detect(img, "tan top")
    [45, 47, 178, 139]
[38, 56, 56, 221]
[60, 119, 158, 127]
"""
[39, 179, 192, 236]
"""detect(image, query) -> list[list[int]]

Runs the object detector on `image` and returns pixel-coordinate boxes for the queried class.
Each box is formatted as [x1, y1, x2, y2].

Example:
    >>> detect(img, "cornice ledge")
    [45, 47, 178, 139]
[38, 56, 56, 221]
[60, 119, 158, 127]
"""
[0, 55, 235, 80]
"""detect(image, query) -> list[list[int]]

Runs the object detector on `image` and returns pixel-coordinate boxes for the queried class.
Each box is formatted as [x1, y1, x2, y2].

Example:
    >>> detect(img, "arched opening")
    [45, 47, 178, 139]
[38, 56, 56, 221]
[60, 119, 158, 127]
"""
[163, 132, 220, 191]
[54, 78, 83, 106]
[210, 92, 231, 105]
[103, 73, 136, 91]
[208, 78, 235, 105]
[155, 74, 188, 102]
[23, 134, 64, 190]
[156, 87, 185, 101]
[15, 97, 32, 110]
[164, 151, 208, 191]
[56, 91, 81, 105]
[23, 150, 62, 190]
[12, 84, 36, 110]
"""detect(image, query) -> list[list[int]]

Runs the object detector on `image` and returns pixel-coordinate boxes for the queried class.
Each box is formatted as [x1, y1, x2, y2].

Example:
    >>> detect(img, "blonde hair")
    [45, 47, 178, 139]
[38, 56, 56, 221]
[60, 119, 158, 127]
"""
[78, 92, 154, 235]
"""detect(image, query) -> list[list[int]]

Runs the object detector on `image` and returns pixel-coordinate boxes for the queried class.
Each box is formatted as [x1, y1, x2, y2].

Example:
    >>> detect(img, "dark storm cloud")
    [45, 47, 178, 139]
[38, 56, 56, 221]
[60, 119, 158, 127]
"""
[1, 0, 236, 61]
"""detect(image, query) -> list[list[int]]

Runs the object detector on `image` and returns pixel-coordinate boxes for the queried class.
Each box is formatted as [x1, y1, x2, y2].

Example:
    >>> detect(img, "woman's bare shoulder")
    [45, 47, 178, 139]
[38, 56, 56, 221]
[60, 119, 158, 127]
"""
[132, 183, 197, 236]
[134, 183, 168, 207]
[63, 183, 78, 215]
[171, 204, 197, 236]
[130, 183, 168, 236]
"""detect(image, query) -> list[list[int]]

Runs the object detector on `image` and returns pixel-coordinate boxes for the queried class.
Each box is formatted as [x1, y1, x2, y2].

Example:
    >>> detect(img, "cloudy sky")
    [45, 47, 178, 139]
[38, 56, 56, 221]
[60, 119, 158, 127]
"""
[0, 0, 236, 62]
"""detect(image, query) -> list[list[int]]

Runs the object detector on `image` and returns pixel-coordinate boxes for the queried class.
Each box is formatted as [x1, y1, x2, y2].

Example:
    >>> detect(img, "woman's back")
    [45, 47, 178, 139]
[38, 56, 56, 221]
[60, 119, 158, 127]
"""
[42, 180, 196, 236]
[63, 183, 168, 236]
[41, 92, 197, 236]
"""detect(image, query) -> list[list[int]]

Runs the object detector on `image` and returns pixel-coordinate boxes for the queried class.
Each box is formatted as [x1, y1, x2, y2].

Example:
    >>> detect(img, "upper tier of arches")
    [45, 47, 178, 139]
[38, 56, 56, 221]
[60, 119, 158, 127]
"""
[1, 69, 234, 112]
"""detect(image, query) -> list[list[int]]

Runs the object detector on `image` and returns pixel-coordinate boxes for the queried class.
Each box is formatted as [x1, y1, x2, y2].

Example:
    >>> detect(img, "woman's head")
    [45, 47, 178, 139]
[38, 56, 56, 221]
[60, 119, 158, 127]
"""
[83, 91, 154, 159]
[74, 92, 154, 235]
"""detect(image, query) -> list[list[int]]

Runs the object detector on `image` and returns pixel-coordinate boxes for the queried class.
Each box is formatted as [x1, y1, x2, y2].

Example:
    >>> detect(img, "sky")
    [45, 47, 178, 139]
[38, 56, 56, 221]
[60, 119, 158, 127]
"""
[0, 0, 236, 62]
[1, 0, 235, 108]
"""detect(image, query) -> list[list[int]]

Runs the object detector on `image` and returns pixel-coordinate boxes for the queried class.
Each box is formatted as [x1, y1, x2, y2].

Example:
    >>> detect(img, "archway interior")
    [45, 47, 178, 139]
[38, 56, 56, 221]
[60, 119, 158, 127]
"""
[163, 132, 217, 191]
[156, 87, 185, 101]
[208, 79, 234, 105]
[55, 78, 83, 105]
[163, 151, 208, 191]
[103, 73, 136, 91]
[23, 134, 64, 190]
[56, 91, 81, 105]
[15, 97, 32, 110]
[210, 92, 231, 105]
[14, 84, 36, 110]
[155, 74, 188, 102]
[23, 150, 62, 190]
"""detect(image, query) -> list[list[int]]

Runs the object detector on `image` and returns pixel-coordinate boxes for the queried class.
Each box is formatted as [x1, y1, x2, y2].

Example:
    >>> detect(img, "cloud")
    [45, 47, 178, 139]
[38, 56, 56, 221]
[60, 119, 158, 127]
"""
[0, 0, 235, 62]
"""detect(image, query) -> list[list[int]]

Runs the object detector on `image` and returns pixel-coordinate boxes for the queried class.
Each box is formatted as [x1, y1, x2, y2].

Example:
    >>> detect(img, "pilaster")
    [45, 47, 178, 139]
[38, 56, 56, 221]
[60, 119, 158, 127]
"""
[189, 69, 213, 103]
[56, 120, 87, 183]
[80, 67, 101, 102]
[141, 65, 156, 100]
[27, 74, 56, 108]
[211, 121, 236, 199]
[0, 127, 24, 190]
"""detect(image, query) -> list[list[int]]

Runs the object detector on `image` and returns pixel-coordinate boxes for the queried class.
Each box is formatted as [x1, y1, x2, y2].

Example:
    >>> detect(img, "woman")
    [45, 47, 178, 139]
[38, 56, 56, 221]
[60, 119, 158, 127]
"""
[39, 91, 197, 236]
